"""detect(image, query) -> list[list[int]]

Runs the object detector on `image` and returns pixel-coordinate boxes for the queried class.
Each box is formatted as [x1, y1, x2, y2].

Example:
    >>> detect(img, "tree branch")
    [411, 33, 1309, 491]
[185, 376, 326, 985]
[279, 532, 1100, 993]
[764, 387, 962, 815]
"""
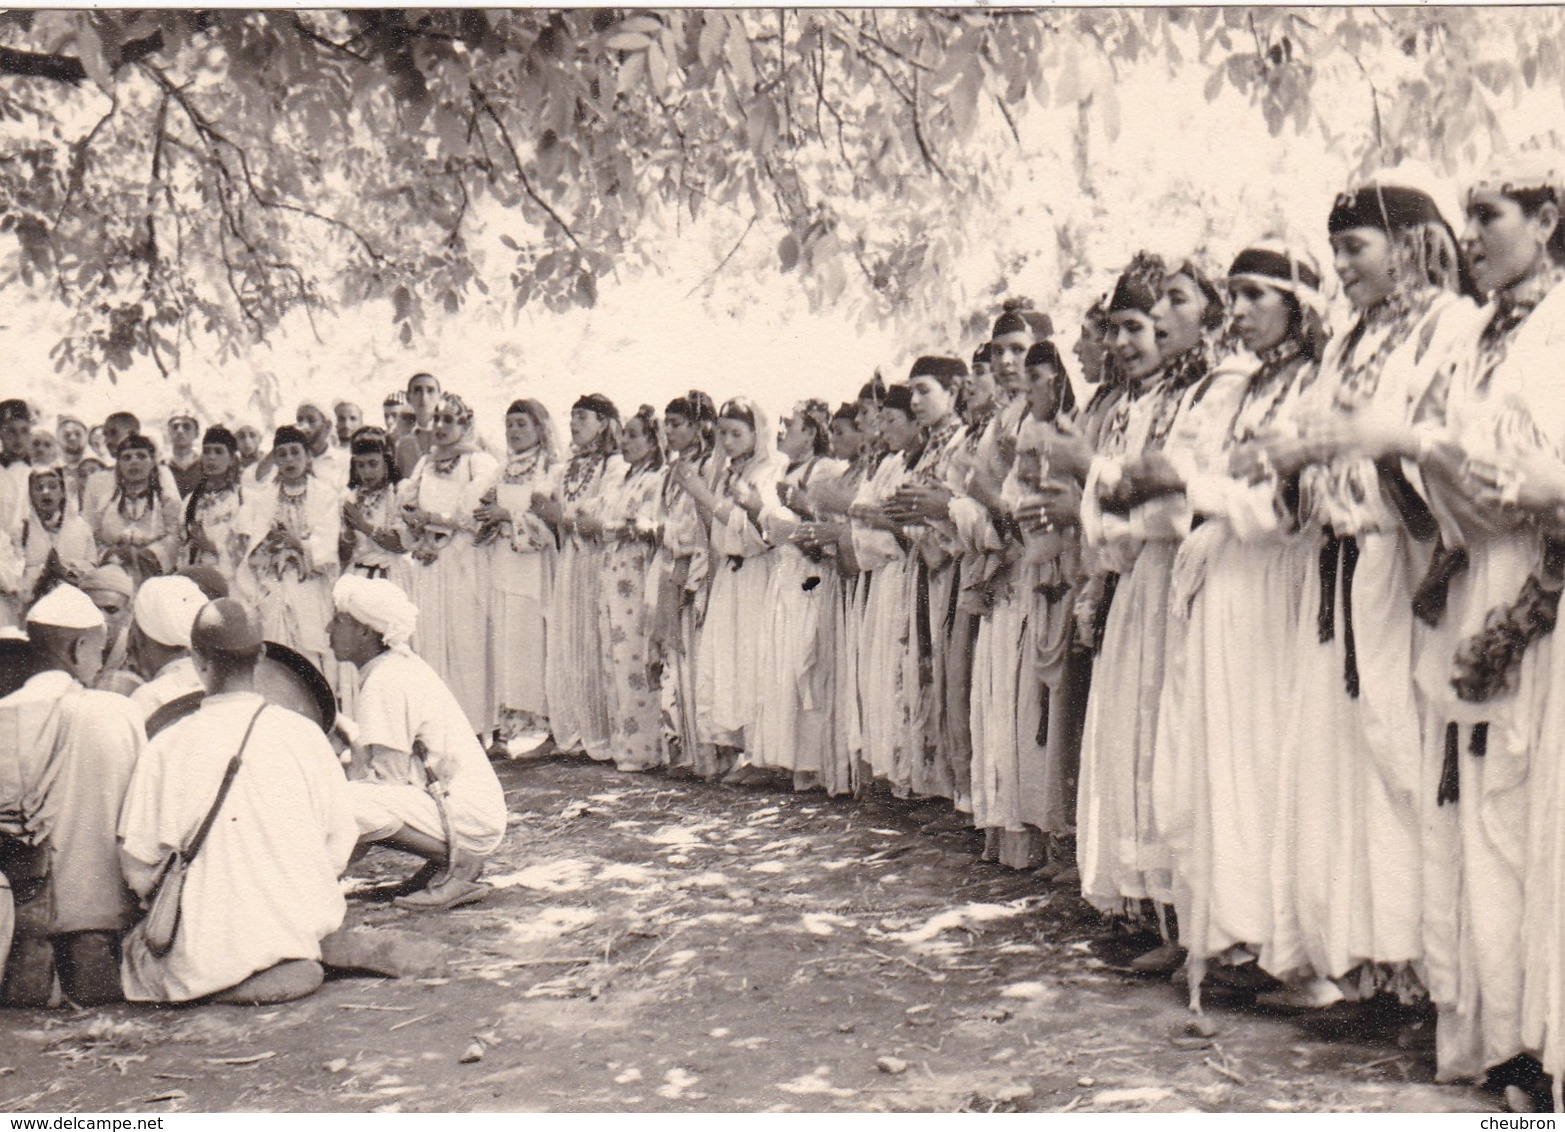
[0, 30, 164, 84]
[474, 91, 585, 254]
[685, 214, 756, 298]
[911, 71, 951, 181]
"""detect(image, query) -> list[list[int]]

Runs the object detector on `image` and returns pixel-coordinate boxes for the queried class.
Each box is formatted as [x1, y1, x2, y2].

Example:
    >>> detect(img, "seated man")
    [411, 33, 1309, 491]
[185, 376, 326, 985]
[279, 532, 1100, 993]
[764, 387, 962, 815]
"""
[127, 575, 208, 721]
[329, 575, 506, 911]
[1, 584, 143, 1007]
[119, 598, 356, 1005]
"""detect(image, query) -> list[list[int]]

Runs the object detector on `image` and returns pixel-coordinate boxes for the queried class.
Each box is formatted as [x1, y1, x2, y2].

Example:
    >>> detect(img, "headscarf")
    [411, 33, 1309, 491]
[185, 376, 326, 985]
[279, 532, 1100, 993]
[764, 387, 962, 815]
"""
[272, 424, 310, 450]
[1329, 180, 1476, 300]
[573, 393, 619, 421]
[971, 343, 992, 368]
[505, 398, 558, 467]
[1226, 240, 1326, 314]
[434, 392, 474, 430]
[1109, 252, 1167, 315]
[908, 356, 969, 388]
[333, 574, 419, 653]
[991, 300, 1053, 340]
[79, 563, 135, 603]
[202, 425, 239, 453]
[348, 428, 401, 488]
[880, 385, 915, 417]
[1467, 151, 1565, 265]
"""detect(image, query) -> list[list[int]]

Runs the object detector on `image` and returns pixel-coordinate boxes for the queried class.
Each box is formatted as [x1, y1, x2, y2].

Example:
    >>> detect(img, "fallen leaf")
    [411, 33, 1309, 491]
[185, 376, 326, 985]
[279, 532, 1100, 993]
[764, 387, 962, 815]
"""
[460, 1042, 485, 1064]
[876, 1056, 908, 1075]
[205, 1051, 276, 1066]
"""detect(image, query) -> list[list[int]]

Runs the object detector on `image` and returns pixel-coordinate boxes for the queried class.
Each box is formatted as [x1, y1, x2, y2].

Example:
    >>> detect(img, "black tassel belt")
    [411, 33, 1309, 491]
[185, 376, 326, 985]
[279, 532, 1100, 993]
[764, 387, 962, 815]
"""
[1438, 720, 1490, 806]
[1317, 531, 1361, 699]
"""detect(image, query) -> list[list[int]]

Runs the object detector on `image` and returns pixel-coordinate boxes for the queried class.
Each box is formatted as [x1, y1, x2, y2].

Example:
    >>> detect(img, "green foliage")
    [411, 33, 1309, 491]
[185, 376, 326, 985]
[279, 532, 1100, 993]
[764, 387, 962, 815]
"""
[0, 8, 1562, 377]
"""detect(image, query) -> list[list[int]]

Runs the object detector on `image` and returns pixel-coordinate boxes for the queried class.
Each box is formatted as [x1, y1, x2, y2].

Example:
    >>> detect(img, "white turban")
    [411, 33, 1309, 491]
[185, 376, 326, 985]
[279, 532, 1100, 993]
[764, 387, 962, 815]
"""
[132, 575, 208, 648]
[333, 574, 418, 652]
[27, 584, 105, 631]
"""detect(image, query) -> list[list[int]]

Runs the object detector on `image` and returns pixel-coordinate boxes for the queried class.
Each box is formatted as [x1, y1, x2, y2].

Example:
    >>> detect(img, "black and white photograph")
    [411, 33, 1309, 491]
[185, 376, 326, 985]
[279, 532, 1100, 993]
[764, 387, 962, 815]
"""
[2, 4, 1565, 1116]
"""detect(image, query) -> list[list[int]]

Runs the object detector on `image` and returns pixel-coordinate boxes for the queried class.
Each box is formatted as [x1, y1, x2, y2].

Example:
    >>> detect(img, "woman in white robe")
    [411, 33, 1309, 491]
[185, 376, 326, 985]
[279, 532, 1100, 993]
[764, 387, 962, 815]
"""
[17, 468, 96, 602]
[1261, 183, 1480, 1007]
[674, 398, 785, 774]
[1389, 161, 1565, 1093]
[238, 425, 345, 699]
[1079, 255, 1243, 967]
[1146, 243, 1326, 1006]
[88, 434, 182, 588]
[652, 393, 719, 778]
[401, 394, 499, 737]
[593, 407, 666, 772]
[749, 401, 845, 787]
[340, 428, 412, 590]
[180, 426, 248, 589]
[477, 399, 557, 752]
[539, 395, 618, 760]
[848, 385, 923, 795]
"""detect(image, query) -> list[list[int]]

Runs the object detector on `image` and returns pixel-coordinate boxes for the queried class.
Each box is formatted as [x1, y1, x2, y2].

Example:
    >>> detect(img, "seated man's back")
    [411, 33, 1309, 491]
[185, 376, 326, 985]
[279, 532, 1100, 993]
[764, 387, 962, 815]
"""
[119, 689, 355, 1003]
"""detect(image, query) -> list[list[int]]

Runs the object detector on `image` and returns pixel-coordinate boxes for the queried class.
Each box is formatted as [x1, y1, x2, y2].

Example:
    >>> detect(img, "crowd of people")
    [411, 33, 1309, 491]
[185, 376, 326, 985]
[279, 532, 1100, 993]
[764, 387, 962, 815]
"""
[3, 156, 1565, 1108]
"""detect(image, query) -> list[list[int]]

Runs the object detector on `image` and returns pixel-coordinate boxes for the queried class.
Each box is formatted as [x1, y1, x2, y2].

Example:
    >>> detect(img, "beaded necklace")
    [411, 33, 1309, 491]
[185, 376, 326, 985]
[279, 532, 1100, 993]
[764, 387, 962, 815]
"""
[561, 446, 606, 503]
[1229, 338, 1307, 445]
[1475, 265, 1565, 394]
[1144, 345, 1212, 453]
[1332, 286, 1438, 412]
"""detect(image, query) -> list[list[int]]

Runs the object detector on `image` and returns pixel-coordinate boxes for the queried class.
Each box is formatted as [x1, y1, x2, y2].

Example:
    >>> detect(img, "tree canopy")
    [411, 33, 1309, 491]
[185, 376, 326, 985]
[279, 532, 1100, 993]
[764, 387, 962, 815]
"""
[1, 7, 1562, 378]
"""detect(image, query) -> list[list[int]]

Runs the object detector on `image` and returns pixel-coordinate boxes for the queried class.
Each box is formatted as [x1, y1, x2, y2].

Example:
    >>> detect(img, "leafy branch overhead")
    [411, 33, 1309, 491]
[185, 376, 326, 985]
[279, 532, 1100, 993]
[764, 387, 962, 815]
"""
[0, 8, 1560, 376]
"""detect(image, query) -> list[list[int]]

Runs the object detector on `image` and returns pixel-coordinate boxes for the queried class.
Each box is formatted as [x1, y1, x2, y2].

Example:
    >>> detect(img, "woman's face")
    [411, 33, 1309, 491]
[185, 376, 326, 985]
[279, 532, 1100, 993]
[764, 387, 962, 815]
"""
[505, 411, 540, 454]
[570, 408, 605, 449]
[909, 377, 955, 426]
[962, 365, 999, 417]
[431, 407, 464, 448]
[1024, 363, 1064, 421]
[1230, 279, 1292, 354]
[855, 401, 881, 444]
[828, 418, 862, 460]
[117, 447, 154, 489]
[236, 427, 261, 458]
[778, 414, 814, 460]
[273, 441, 310, 483]
[30, 430, 58, 466]
[664, 411, 698, 454]
[1107, 308, 1162, 381]
[88, 426, 108, 456]
[351, 451, 388, 489]
[878, 408, 920, 453]
[623, 417, 654, 463]
[1330, 226, 1396, 311]
[1152, 272, 1208, 359]
[30, 473, 63, 517]
[1464, 188, 1558, 296]
[990, 331, 1033, 394]
[201, 442, 234, 479]
[717, 418, 756, 461]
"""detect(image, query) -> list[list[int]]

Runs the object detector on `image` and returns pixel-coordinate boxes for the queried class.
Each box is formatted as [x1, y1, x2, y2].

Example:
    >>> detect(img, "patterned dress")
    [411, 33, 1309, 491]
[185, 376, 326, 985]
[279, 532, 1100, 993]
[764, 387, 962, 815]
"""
[594, 456, 665, 771]
[483, 449, 557, 738]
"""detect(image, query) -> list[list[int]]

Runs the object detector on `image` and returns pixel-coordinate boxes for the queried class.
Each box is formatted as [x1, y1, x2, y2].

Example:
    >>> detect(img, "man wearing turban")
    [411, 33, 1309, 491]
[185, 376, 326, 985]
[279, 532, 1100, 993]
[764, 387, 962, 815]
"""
[329, 575, 506, 911]
[1, 584, 144, 1006]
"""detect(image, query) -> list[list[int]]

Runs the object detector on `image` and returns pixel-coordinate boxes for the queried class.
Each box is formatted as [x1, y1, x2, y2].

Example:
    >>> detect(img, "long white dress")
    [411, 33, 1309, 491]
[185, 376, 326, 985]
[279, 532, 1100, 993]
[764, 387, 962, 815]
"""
[1077, 350, 1243, 915]
[483, 451, 557, 734]
[238, 473, 347, 702]
[1266, 287, 1478, 991]
[653, 450, 718, 776]
[696, 449, 786, 752]
[1413, 273, 1565, 1081]
[1153, 343, 1319, 1001]
[546, 448, 613, 757]
[749, 455, 847, 784]
[850, 448, 920, 793]
[403, 450, 500, 733]
[594, 456, 665, 772]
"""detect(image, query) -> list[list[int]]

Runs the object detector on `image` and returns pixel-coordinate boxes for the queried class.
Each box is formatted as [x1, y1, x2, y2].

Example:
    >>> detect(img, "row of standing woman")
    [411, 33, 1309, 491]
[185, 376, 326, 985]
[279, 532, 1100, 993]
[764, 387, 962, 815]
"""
[20, 156, 1565, 1105]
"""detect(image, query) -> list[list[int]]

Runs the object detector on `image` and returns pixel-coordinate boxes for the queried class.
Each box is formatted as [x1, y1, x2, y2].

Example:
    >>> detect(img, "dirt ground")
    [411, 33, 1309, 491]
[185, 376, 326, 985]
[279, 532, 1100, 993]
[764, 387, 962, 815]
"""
[0, 755, 1500, 1113]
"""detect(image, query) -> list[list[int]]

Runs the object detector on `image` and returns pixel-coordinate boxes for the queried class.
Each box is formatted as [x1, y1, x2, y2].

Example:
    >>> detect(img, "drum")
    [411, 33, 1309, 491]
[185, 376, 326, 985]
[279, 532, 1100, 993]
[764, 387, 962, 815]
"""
[144, 641, 337, 738]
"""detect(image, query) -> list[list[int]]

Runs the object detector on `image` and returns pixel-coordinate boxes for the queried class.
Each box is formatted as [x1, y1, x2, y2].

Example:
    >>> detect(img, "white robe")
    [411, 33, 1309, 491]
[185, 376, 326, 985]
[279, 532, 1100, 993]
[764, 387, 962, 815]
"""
[119, 691, 355, 1003]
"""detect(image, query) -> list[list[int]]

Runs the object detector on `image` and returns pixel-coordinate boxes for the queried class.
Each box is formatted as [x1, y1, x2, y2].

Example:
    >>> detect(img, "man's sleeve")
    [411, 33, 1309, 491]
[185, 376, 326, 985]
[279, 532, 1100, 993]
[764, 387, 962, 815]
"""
[353, 666, 414, 756]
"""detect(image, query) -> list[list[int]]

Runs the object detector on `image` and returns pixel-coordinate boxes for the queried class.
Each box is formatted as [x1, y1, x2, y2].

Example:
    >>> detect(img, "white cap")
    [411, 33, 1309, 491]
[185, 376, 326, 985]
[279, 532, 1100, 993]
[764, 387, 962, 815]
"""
[26, 584, 106, 631]
[132, 575, 208, 648]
